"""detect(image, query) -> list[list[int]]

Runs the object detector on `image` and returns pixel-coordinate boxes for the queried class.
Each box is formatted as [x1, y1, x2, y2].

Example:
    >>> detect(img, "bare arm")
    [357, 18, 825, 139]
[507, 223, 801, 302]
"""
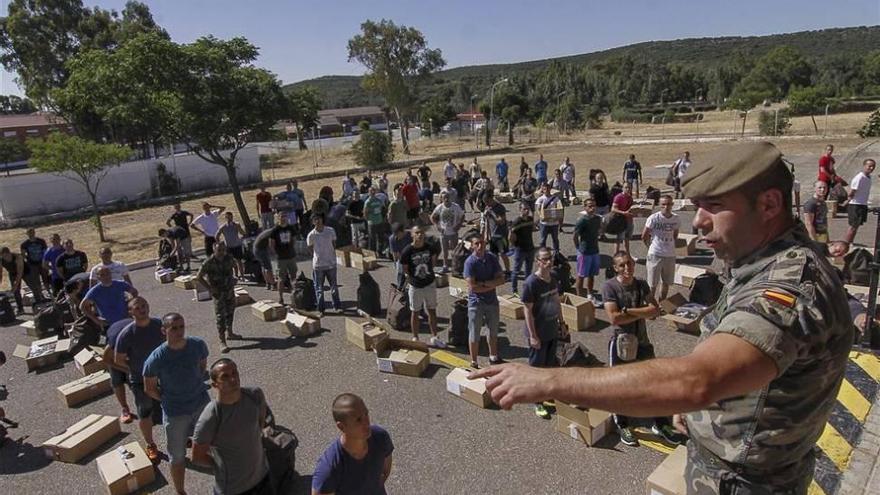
[144, 376, 161, 402]
[80, 299, 104, 327]
[114, 350, 129, 369]
[641, 226, 652, 247]
[603, 300, 659, 326]
[191, 443, 215, 468]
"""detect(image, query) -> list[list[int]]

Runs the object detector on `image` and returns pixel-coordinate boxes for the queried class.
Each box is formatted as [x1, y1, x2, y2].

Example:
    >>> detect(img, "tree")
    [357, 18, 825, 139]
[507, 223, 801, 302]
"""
[284, 86, 321, 150]
[0, 94, 36, 114]
[735, 46, 812, 99]
[347, 19, 445, 155]
[858, 109, 880, 138]
[724, 89, 767, 136]
[176, 36, 286, 227]
[352, 129, 393, 169]
[27, 133, 130, 241]
[0, 137, 28, 175]
[787, 86, 827, 134]
[420, 92, 456, 136]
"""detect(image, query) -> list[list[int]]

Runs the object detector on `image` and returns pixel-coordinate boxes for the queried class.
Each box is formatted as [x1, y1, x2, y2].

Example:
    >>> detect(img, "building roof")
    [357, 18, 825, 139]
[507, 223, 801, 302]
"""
[0, 113, 68, 129]
[318, 106, 385, 119]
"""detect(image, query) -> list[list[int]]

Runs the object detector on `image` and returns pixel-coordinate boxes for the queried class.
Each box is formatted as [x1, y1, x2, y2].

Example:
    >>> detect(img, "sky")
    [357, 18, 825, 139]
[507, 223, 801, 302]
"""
[1, 0, 879, 97]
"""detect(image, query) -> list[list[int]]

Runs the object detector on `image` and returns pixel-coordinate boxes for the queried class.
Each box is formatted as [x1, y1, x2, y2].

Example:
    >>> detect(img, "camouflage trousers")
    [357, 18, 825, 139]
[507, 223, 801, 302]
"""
[212, 290, 236, 339]
[686, 441, 813, 495]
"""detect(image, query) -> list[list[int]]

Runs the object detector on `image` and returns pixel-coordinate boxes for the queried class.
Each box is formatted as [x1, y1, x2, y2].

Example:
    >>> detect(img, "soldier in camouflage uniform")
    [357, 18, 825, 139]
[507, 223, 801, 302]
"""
[196, 242, 241, 353]
[471, 141, 852, 495]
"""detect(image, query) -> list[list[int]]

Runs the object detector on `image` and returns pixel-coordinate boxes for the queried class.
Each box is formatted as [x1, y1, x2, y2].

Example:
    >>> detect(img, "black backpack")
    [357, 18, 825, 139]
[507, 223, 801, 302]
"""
[386, 284, 411, 331]
[843, 248, 873, 286]
[33, 300, 64, 337]
[357, 272, 381, 316]
[689, 273, 724, 306]
[68, 315, 102, 356]
[551, 252, 574, 294]
[0, 292, 14, 325]
[451, 242, 471, 278]
[447, 299, 469, 347]
[556, 339, 604, 367]
[291, 272, 317, 311]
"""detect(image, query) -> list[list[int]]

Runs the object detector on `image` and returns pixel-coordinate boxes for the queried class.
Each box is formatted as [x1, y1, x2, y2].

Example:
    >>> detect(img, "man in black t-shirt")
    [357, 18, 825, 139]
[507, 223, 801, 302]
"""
[19, 228, 47, 303]
[166, 203, 194, 263]
[399, 226, 445, 347]
[417, 162, 432, 189]
[56, 239, 89, 282]
[347, 195, 366, 248]
[508, 203, 535, 296]
[269, 214, 298, 305]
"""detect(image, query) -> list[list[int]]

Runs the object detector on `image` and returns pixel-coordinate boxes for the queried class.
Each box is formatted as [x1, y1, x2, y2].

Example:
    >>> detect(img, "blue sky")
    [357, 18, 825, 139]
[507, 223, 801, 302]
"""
[1, 0, 878, 96]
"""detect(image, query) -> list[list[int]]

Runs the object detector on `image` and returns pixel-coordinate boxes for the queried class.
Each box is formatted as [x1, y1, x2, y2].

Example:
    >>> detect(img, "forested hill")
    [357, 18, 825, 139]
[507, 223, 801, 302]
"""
[285, 26, 880, 109]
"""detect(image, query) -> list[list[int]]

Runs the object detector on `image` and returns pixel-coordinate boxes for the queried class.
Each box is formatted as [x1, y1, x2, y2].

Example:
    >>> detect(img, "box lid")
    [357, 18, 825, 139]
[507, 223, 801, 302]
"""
[659, 293, 688, 313]
[74, 347, 99, 367]
[446, 367, 487, 396]
[58, 371, 111, 393]
[97, 441, 152, 485]
[44, 414, 117, 448]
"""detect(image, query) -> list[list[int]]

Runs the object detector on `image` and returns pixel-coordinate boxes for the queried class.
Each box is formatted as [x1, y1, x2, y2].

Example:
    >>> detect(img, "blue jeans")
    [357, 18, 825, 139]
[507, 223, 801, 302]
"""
[539, 223, 560, 252]
[510, 248, 534, 294]
[259, 211, 274, 230]
[313, 267, 341, 311]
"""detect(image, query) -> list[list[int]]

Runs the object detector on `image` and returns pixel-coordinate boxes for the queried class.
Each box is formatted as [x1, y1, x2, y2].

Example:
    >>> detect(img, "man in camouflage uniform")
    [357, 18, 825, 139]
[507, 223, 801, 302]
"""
[472, 141, 852, 494]
[196, 242, 241, 353]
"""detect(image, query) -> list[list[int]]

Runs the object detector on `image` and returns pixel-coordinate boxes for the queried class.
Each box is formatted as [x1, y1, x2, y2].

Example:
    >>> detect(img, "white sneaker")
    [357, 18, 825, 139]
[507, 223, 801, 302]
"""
[411, 336, 420, 342]
[429, 336, 447, 348]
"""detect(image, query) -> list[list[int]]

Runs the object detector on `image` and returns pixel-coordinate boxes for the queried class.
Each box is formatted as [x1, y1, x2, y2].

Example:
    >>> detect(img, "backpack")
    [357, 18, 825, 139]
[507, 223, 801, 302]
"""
[0, 292, 14, 325]
[604, 213, 627, 235]
[291, 272, 317, 311]
[556, 339, 604, 367]
[447, 298, 469, 347]
[245, 259, 264, 285]
[689, 273, 724, 306]
[33, 300, 64, 337]
[68, 315, 102, 356]
[645, 186, 661, 204]
[451, 242, 471, 278]
[843, 248, 873, 286]
[386, 284, 411, 331]
[357, 272, 382, 316]
[551, 252, 574, 295]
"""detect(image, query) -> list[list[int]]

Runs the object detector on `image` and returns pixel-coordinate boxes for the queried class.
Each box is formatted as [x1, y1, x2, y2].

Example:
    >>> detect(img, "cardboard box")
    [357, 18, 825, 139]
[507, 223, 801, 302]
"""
[659, 294, 709, 335]
[96, 441, 156, 495]
[374, 338, 430, 377]
[675, 234, 699, 257]
[672, 199, 697, 212]
[645, 445, 687, 495]
[251, 300, 286, 322]
[173, 274, 197, 289]
[445, 367, 492, 408]
[345, 318, 389, 351]
[21, 319, 52, 338]
[74, 346, 106, 376]
[537, 205, 564, 223]
[350, 250, 378, 271]
[282, 311, 321, 337]
[13, 336, 72, 371]
[234, 286, 253, 306]
[674, 265, 708, 287]
[154, 268, 175, 284]
[336, 246, 353, 267]
[22, 288, 34, 306]
[498, 294, 525, 320]
[629, 206, 654, 217]
[58, 371, 112, 407]
[42, 414, 121, 463]
[434, 273, 449, 288]
[448, 276, 468, 298]
[496, 191, 515, 203]
[192, 281, 211, 301]
[555, 402, 613, 446]
[560, 293, 596, 331]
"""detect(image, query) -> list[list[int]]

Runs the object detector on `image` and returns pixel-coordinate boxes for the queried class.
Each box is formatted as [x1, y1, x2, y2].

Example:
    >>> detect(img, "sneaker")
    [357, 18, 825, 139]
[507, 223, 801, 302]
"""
[429, 336, 447, 349]
[411, 336, 420, 342]
[120, 408, 134, 424]
[227, 332, 243, 340]
[145, 443, 161, 464]
[618, 427, 639, 447]
[511, 291, 520, 298]
[541, 400, 556, 409]
[652, 424, 686, 446]
[469, 361, 480, 369]
[534, 404, 551, 419]
[220, 342, 230, 354]
[488, 357, 505, 366]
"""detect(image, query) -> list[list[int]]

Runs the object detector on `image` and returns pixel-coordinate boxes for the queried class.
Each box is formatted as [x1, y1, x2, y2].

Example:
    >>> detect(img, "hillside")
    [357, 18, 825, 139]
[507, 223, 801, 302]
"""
[285, 25, 880, 109]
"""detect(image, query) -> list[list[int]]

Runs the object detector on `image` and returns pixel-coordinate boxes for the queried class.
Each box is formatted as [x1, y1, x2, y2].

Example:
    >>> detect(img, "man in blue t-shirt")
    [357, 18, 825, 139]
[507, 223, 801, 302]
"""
[105, 317, 135, 424]
[622, 154, 643, 198]
[144, 313, 210, 494]
[115, 296, 165, 463]
[534, 154, 548, 185]
[80, 266, 137, 328]
[463, 234, 505, 369]
[496, 157, 510, 192]
[521, 247, 564, 419]
[313, 393, 394, 495]
[41, 233, 65, 296]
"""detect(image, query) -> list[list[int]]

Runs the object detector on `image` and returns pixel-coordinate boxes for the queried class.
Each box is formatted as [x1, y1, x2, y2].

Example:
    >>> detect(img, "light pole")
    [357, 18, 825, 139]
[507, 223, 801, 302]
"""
[488, 77, 509, 149]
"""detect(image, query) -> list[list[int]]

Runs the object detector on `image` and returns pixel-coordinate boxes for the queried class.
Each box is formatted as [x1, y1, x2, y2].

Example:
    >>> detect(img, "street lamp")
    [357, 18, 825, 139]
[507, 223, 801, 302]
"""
[488, 77, 509, 149]
[471, 95, 479, 150]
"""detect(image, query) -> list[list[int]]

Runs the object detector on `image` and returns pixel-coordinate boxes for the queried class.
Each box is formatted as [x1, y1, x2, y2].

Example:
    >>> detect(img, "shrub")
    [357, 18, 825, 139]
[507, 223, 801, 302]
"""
[758, 110, 792, 136]
[352, 130, 393, 169]
[859, 109, 880, 138]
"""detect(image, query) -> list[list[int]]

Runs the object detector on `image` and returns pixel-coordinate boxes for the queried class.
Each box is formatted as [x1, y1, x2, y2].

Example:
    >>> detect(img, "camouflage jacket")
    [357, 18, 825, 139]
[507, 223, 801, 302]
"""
[196, 255, 235, 294]
[685, 223, 852, 485]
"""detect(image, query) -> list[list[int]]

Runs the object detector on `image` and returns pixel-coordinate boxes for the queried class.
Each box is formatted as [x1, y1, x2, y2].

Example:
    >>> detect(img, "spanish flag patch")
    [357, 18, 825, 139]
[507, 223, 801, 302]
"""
[763, 290, 796, 308]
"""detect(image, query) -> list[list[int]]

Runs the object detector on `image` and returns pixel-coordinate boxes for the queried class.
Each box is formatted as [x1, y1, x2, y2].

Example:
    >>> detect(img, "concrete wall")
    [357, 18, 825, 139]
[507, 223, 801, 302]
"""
[0, 146, 260, 221]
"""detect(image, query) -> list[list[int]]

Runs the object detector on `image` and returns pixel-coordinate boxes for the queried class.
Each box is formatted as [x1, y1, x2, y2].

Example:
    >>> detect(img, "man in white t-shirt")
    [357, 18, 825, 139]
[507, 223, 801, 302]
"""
[443, 158, 457, 182]
[673, 151, 691, 199]
[190, 202, 226, 257]
[845, 159, 876, 244]
[89, 247, 133, 287]
[306, 213, 341, 313]
[641, 194, 680, 300]
[430, 191, 465, 272]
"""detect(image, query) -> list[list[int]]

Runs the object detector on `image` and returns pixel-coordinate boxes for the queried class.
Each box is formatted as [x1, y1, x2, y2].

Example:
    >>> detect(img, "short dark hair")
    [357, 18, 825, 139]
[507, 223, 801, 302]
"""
[740, 161, 793, 215]
[332, 393, 365, 423]
[210, 358, 236, 382]
[162, 312, 184, 326]
[612, 250, 632, 264]
[0, 246, 9, 255]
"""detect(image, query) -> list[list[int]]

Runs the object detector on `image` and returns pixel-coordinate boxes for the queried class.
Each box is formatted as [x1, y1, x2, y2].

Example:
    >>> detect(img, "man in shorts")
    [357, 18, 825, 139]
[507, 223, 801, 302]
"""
[166, 203, 194, 264]
[270, 213, 298, 305]
[481, 192, 510, 273]
[104, 316, 135, 424]
[611, 182, 635, 253]
[430, 191, 465, 272]
[573, 198, 602, 296]
[216, 212, 246, 278]
[114, 297, 165, 463]
[190, 202, 226, 257]
[400, 226, 445, 347]
[845, 159, 876, 244]
[464, 235, 506, 368]
[622, 154, 642, 198]
[642, 195, 680, 301]
[803, 181, 829, 243]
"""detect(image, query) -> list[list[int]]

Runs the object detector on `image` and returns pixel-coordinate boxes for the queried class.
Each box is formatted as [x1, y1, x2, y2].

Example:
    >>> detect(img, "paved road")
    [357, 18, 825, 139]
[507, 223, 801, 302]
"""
[0, 200, 876, 494]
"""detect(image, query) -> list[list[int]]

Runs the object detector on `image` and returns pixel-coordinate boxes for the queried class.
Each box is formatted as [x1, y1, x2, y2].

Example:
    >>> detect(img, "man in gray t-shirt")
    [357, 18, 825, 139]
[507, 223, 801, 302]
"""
[192, 358, 270, 495]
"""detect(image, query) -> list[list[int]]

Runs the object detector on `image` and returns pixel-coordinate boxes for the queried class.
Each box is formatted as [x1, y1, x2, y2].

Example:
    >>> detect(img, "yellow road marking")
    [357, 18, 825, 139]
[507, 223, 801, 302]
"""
[837, 379, 871, 422]
[816, 423, 853, 472]
[633, 428, 676, 454]
[807, 480, 825, 495]
[430, 350, 471, 370]
[849, 351, 880, 382]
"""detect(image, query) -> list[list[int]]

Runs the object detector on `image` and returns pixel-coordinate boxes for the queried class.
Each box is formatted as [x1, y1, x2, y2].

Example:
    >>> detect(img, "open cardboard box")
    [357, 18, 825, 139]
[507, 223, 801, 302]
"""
[645, 445, 687, 495]
[350, 249, 379, 271]
[448, 276, 468, 298]
[43, 414, 121, 463]
[336, 246, 353, 267]
[496, 191, 515, 203]
[498, 294, 525, 320]
[554, 402, 613, 446]
[674, 265, 708, 288]
[58, 371, 112, 407]
[13, 335, 71, 371]
[234, 286, 254, 306]
[154, 268, 175, 284]
[173, 274, 197, 289]
[345, 317, 389, 351]
[192, 281, 211, 301]
[675, 234, 699, 257]
[537, 204, 564, 223]
[74, 346, 106, 376]
[251, 300, 286, 322]
[282, 311, 321, 337]
[446, 367, 492, 408]
[96, 441, 156, 495]
[659, 294, 708, 335]
[374, 338, 430, 378]
[560, 293, 596, 331]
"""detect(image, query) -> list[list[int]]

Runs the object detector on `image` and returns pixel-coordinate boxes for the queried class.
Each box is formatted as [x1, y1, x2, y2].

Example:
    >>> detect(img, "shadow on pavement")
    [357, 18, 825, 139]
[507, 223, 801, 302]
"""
[0, 437, 52, 475]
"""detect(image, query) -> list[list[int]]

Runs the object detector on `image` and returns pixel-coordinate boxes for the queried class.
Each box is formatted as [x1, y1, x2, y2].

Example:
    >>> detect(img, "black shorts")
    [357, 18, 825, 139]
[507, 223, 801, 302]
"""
[228, 245, 245, 260]
[407, 207, 420, 220]
[110, 368, 128, 387]
[130, 381, 163, 424]
[489, 237, 509, 255]
[848, 204, 868, 228]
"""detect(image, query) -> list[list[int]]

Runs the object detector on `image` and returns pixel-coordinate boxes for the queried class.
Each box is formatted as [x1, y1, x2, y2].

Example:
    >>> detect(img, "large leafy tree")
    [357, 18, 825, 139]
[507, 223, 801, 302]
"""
[420, 90, 456, 136]
[28, 133, 130, 241]
[0, 94, 36, 114]
[724, 89, 768, 136]
[347, 19, 445, 155]
[284, 86, 321, 150]
[0, 137, 28, 175]
[787, 86, 828, 134]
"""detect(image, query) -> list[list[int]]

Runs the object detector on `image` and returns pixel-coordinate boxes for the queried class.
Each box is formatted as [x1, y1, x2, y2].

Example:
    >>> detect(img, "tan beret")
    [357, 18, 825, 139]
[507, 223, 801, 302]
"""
[682, 141, 786, 198]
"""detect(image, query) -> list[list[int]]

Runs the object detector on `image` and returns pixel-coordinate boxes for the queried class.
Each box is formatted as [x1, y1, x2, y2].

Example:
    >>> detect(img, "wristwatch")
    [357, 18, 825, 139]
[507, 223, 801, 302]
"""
[622, 306, 629, 315]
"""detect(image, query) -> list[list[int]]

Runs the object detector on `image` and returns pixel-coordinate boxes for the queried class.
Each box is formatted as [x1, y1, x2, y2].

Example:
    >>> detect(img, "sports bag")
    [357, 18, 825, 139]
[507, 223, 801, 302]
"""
[386, 284, 411, 331]
[551, 251, 574, 295]
[0, 292, 14, 325]
[689, 273, 724, 307]
[447, 298, 469, 347]
[291, 272, 317, 311]
[357, 272, 382, 316]
[844, 248, 872, 286]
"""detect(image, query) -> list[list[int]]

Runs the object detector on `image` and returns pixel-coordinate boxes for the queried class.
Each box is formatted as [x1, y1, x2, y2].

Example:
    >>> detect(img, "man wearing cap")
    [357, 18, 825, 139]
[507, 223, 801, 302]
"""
[472, 141, 852, 494]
